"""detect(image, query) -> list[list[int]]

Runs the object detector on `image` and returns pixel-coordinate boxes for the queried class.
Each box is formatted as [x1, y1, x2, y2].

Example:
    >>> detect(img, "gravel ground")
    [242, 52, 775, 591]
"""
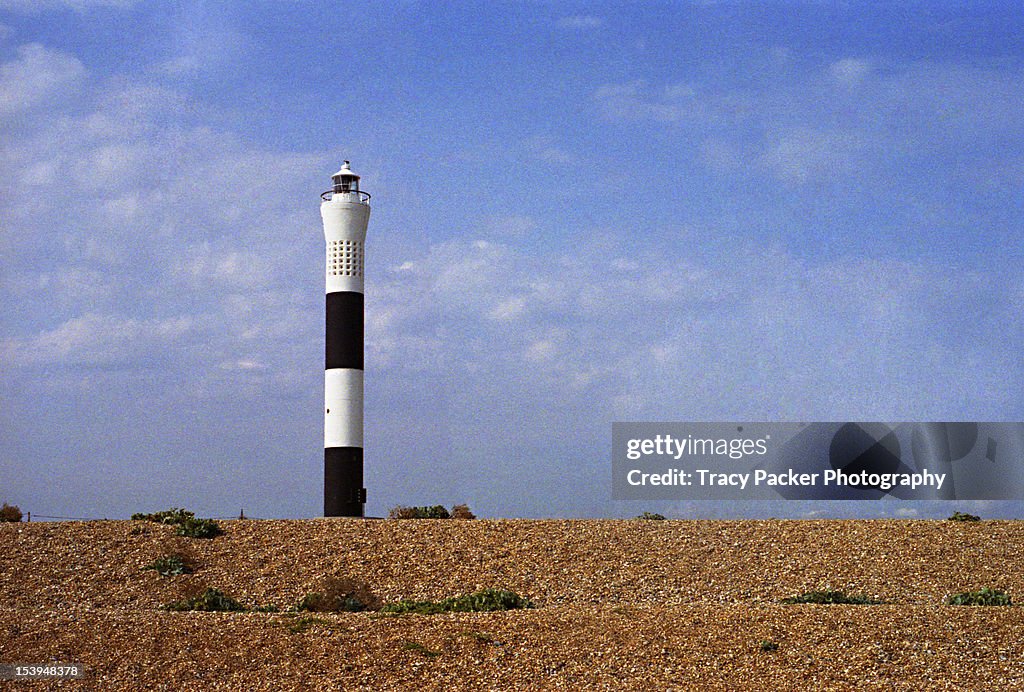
[1, 519, 1023, 689]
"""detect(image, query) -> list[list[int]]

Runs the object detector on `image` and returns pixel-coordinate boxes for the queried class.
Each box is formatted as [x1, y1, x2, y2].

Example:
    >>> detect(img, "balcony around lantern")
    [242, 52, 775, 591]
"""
[321, 189, 371, 204]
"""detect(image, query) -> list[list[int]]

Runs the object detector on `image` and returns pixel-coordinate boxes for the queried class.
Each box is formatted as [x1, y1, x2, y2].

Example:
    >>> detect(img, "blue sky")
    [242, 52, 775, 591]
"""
[2, 2, 1022, 519]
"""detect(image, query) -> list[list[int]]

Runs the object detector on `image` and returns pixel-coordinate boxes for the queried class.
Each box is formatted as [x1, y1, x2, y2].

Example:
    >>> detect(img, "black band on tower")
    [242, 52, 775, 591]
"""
[324, 447, 365, 517]
[325, 291, 364, 370]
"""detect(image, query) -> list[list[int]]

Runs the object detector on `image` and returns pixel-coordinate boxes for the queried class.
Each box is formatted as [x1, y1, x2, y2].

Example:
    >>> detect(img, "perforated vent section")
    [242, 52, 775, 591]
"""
[327, 239, 364, 277]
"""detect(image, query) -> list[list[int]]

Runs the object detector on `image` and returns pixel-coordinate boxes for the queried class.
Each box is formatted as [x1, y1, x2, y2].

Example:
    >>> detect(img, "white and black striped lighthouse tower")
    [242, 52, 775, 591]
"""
[321, 161, 370, 517]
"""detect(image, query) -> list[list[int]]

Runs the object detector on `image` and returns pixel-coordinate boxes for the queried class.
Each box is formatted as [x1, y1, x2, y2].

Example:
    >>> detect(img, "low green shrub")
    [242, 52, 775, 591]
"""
[419, 505, 449, 519]
[296, 576, 381, 612]
[636, 512, 666, 520]
[132, 508, 221, 538]
[946, 588, 1012, 606]
[388, 505, 451, 519]
[141, 554, 193, 577]
[0, 503, 22, 523]
[297, 592, 366, 613]
[781, 590, 881, 605]
[450, 504, 476, 520]
[132, 508, 195, 524]
[387, 504, 477, 519]
[175, 517, 221, 539]
[760, 640, 779, 652]
[948, 511, 981, 522]
[381, 588, 532, 615]
[164, 588, 245, 612]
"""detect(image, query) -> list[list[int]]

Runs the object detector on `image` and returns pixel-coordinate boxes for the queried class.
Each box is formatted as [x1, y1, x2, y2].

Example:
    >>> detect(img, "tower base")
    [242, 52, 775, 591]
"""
[324, 447, 365, 517]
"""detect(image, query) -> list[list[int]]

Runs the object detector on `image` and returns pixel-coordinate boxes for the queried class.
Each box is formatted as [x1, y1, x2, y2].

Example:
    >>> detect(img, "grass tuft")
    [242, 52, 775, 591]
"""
[163, 587, 245, 612]
[381, 588, 532, 615]
[286, 616, 335, 633]
[401, 641, 440, 658]
[141, 554, 193, 577]
[781, 590, 881, 605]
[946, 587, 1012, 606]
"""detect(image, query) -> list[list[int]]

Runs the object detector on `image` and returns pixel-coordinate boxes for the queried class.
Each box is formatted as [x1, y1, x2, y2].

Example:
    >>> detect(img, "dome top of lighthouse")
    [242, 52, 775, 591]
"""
[332, 161, 359, 180]
[322, 160, 370, 203]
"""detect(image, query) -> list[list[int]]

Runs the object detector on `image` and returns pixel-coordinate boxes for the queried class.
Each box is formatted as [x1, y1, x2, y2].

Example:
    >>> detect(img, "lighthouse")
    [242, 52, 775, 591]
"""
[321, 161, 370, 517]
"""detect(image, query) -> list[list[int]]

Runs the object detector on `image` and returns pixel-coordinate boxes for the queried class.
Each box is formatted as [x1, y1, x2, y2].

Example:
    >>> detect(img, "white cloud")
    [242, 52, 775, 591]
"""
[161, 54, 202, 77]
[760, 127, 864, 184]
[0, 43, 85, 116]
[6, 41, 1019, 453]
[484, 214, 537, 239]
[594, 80, 691, 123]
[596, 59, 1024, 188]
[524, 136, 577, 165]
[80, 83, 204, 139]
[488, 296, 527, 322]
[219, 358, 264, 371]
[0, 41, 328, 402]
[884, 63, 1024, 139]
[367, 233, 1023, 426]
[829, 58, 872, 87]
[157, 18, 250, 79]
[173, 242, 276, 291]
[525, 337, 559, 362]
[0, 313, 192, 367]
[700, 137, 745, 172]
[594, 79, 752, 125]
[557, 15, 603, 29]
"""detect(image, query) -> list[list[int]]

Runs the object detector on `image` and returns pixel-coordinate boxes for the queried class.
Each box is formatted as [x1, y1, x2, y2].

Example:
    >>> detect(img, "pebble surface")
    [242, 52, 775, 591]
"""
[2, 518, 1023, 689]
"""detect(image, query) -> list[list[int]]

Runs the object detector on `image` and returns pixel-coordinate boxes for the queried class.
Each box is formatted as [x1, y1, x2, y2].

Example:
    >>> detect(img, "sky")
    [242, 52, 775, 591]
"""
[1, 1, 1023, 520]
